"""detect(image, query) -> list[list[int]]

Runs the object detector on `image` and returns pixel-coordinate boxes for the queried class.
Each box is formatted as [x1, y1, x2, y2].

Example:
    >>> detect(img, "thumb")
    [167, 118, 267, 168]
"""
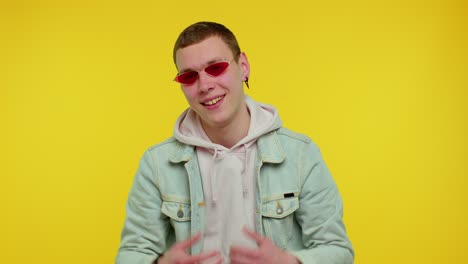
[242, 226, 264, 245]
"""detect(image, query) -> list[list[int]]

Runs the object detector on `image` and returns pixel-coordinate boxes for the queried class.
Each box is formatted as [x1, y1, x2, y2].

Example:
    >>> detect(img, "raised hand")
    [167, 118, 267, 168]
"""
[157, 233, 223, 264]
[229, 227, 300, 264]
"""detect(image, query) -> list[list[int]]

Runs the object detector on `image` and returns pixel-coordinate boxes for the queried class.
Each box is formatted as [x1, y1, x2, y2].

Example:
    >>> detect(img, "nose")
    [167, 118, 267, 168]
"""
[197, 71, 215, 93]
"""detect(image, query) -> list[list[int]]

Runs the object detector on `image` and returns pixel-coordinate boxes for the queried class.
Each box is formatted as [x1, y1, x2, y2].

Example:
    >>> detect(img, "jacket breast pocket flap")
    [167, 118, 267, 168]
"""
[261, 197, 299, 219]
[161, 201, 191, 222]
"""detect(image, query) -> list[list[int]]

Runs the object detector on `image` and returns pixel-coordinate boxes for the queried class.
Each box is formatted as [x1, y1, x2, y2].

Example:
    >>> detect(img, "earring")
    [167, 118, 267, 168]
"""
[244, 77, 250, 89]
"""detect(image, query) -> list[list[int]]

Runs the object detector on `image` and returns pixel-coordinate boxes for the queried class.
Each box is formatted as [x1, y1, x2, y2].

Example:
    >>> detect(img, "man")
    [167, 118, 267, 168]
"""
[116, 21, 354, 264]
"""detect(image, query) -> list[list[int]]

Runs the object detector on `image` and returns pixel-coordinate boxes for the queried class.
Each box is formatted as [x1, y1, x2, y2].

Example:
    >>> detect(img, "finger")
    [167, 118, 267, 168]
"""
[183, 250, 220, 263]
[230, 245, 261, 258]
[231, 257, 254, 264]
[242, 226, 264, 245]
[213, 256, 224, 264]
[201, 255, 223, 264]
[175, 233, 202, 250]
[230, 251, 257, 264]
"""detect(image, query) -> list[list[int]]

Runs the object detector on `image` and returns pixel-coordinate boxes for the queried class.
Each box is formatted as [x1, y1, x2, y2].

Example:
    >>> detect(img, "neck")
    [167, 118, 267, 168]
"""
[202, 105, 250, 149]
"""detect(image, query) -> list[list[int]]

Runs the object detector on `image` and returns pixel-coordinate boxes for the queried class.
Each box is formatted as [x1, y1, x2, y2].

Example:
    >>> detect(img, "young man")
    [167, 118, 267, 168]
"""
[116, 22, 354, 264]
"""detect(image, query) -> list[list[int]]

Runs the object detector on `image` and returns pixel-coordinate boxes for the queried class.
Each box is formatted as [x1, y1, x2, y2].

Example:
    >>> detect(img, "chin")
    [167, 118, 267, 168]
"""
[204, 114, 231, 127]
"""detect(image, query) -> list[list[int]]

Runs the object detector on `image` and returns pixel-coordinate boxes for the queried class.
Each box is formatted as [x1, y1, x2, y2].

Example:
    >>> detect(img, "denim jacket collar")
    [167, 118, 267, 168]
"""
[168, 130, 285, 164]
[257, 130, 285, 163]
[169, 141, 193, 163]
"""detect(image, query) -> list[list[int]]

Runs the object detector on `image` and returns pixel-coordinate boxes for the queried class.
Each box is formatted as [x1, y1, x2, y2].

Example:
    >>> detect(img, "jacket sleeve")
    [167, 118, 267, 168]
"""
[116, 150, 169, 264]
[290, 142, 354, 264]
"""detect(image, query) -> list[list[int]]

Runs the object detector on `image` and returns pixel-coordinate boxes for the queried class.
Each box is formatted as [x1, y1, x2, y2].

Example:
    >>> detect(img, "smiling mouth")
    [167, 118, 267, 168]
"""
[202, 95, 225, 106]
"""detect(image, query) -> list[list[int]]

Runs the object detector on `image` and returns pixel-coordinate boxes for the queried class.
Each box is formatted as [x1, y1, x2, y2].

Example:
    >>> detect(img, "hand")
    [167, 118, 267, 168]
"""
[229, 227, 300, 264]
[157, 233, 223, 264]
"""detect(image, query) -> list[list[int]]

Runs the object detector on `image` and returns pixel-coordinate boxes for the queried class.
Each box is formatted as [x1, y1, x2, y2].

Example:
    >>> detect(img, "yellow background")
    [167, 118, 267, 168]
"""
[2, 0, 467, 263]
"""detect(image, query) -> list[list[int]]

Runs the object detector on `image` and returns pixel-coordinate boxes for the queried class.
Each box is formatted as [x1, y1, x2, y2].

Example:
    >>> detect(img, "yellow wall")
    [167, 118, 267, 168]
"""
[2, 0, 467, 263]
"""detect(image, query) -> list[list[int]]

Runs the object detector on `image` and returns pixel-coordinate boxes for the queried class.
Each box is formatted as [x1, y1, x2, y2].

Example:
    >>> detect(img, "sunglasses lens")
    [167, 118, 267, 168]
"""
[174, 61, 230, 85]
[205, 62, 230, 76]
[175, 71, 198, 85]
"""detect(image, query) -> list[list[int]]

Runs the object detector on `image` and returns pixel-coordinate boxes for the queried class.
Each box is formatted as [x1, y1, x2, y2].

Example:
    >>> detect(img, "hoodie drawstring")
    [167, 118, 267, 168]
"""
[211, 147, 219, 203]
[242, 144, 248, 194]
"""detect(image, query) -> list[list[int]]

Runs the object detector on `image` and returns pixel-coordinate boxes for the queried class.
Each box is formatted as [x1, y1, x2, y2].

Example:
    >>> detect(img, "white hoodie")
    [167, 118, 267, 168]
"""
[173, 96, 282, 262]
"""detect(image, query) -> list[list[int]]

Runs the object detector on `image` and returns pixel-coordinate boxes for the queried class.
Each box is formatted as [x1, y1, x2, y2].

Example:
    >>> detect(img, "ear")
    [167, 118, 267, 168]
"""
[239, 52, 250, 82]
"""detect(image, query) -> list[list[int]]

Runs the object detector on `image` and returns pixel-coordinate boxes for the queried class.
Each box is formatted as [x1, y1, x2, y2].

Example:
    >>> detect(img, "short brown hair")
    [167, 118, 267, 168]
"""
[173, 21, 241, 65]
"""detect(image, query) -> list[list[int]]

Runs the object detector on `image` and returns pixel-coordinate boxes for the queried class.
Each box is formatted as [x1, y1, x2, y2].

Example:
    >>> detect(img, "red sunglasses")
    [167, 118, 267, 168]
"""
[174, 60, 232, 85]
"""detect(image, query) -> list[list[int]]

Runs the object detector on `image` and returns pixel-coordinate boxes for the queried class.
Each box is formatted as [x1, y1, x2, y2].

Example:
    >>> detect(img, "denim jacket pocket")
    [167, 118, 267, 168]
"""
[261, 197, 299, 249]
[161, 201, 191, 241]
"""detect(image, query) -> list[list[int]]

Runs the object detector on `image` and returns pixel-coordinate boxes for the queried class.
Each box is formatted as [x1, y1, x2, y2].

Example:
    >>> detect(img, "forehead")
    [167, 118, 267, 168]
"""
[175, 36, 233, 71]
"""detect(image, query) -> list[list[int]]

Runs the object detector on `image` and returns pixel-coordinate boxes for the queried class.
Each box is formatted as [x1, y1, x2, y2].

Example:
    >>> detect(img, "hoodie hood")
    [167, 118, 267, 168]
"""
[174, 95, 282, 150]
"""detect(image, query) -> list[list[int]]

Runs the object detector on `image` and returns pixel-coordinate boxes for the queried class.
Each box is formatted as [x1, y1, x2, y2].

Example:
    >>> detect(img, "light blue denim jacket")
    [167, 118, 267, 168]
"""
[116, 128, 354, 264]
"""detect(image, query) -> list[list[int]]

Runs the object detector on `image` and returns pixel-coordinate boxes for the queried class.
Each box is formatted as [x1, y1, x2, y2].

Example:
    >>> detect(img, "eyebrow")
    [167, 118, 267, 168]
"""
[178, 58, 225, 74]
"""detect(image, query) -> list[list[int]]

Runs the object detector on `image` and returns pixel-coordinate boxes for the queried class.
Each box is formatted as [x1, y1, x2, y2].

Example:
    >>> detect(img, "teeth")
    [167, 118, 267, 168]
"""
[204, 96, 223, 106]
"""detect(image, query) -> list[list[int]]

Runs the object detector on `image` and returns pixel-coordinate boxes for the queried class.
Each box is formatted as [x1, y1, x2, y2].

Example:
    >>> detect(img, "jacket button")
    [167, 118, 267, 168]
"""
[177, 209, 184, 218]
[276, 207, 283, 215]
[276, 201, 283, 215]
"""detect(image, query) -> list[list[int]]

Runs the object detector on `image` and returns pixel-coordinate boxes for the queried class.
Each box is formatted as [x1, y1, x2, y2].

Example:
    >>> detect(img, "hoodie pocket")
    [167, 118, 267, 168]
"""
[161, 201, 191, 241]
[261, 197, 299, 249]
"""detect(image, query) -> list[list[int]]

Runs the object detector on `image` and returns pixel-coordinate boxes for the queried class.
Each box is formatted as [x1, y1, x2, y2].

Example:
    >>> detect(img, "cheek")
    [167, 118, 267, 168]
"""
[222, 75, 243, 94]
[219, 73, 241, 91]
[182, 88, 197, 104]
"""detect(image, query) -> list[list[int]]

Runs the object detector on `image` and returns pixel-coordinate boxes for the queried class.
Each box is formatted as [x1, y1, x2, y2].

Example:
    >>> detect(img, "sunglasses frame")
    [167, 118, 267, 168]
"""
[174, 59, 234, 85]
